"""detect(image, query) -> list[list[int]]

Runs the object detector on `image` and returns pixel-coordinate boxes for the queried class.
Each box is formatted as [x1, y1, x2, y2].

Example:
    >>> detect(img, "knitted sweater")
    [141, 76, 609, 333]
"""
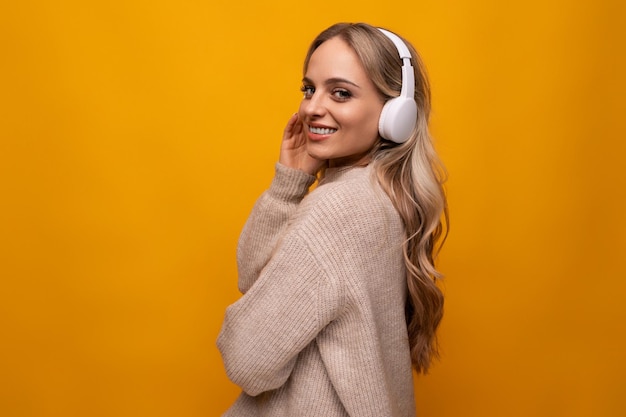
[217, 163, 416, 417]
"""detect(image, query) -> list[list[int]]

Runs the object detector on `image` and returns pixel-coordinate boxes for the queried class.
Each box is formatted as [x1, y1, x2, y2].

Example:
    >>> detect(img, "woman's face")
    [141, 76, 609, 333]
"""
[299, 36, 384, 168]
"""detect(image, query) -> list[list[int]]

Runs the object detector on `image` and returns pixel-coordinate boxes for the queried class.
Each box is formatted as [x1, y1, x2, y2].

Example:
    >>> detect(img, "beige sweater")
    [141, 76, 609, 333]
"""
[217, 163, 416, 417]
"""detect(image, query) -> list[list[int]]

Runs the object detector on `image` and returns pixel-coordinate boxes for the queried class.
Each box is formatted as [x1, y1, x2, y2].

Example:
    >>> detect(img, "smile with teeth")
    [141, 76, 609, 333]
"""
[309, 126, 337, 135]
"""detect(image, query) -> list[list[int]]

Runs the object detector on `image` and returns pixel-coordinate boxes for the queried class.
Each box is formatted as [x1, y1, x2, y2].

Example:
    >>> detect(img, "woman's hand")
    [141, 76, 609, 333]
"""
[279, 113, 325, 175]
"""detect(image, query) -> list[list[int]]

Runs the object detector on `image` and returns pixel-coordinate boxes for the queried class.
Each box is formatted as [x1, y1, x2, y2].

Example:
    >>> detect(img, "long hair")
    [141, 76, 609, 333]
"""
[303, 23, 449, 373]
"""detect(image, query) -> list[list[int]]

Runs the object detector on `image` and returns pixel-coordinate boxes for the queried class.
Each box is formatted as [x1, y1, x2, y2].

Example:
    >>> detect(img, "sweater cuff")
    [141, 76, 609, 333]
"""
[267, 163, 317, 202]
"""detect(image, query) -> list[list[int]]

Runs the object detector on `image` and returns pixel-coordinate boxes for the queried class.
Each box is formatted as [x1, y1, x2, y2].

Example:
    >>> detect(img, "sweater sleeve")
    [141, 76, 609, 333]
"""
[217, 230, 343, 396]
[237, 163, 316, 293]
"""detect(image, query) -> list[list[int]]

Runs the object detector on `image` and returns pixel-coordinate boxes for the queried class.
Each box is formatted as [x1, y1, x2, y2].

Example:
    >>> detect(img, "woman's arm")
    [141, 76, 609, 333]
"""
[237, 113, 323, 293]
[220, 230, 342, 396]
[236, 163, 315, 293]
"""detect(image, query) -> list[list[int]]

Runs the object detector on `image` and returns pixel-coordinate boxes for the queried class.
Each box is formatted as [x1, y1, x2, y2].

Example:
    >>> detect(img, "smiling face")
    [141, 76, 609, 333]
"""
[298, 37, 385, 168]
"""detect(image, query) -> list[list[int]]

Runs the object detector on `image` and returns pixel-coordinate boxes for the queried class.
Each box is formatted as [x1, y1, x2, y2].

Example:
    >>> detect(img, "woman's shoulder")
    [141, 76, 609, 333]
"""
[313, 166, 381, 204]
[295, 165, 400, 232]
[285, 165, 404, 267]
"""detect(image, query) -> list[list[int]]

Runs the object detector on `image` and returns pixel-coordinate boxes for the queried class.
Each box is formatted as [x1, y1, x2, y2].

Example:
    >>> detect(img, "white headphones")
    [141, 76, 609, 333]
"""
[377, 28, 418, 144]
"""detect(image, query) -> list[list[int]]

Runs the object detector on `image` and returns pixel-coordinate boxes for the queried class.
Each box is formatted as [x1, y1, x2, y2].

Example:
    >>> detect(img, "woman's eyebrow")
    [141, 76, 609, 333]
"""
[302, 77, 361, 89]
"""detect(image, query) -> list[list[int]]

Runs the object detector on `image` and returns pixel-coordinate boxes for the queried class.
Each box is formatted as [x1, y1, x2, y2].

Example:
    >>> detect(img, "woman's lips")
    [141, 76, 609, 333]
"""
[307, 125, 337, 141]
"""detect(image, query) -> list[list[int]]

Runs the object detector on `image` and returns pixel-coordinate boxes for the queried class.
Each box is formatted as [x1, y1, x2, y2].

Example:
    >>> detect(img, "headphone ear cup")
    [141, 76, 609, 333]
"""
[378, 97, 418, 143]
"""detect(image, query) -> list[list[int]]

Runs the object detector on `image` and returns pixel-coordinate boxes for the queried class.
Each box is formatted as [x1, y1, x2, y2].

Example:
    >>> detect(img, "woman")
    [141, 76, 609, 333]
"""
[217, 22, 448, 416]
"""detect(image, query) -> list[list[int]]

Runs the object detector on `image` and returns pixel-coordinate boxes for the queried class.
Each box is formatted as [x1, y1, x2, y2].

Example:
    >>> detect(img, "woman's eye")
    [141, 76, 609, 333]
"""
[300, 85, 315, 98]
[332, 89, 352, 101]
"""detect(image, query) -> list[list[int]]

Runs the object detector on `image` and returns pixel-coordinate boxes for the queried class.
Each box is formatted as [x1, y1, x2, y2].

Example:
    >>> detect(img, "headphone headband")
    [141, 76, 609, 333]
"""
[378, 28, 412, 60]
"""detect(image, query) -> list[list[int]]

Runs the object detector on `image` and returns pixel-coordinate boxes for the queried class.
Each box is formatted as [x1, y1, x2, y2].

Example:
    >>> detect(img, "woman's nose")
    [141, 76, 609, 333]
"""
[301, 92, 327, 118]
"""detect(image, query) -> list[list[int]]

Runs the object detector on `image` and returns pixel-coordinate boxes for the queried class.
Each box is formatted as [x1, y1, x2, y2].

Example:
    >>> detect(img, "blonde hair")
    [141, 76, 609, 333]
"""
[303, 23, 449, 373]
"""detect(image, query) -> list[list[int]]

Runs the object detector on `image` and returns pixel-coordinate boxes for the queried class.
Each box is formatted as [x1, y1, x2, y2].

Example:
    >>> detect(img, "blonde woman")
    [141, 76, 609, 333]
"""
[218, 22, 448, 416]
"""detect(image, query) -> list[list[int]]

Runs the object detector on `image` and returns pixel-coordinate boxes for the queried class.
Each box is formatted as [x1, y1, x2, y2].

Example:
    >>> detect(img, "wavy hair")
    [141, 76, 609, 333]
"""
[303, 23, 449, 373]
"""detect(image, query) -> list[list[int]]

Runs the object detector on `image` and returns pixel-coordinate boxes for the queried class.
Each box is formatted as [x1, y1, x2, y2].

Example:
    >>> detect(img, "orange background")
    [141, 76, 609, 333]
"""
[1, 0, 625, 416]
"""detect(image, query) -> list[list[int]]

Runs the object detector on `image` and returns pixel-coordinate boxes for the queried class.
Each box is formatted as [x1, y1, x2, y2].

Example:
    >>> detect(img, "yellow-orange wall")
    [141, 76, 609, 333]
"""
[1, 0, 624, 416]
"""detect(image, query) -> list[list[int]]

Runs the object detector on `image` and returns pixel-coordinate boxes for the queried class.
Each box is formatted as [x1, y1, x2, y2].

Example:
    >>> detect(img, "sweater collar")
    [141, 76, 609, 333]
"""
[319, 164, 370, 185]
